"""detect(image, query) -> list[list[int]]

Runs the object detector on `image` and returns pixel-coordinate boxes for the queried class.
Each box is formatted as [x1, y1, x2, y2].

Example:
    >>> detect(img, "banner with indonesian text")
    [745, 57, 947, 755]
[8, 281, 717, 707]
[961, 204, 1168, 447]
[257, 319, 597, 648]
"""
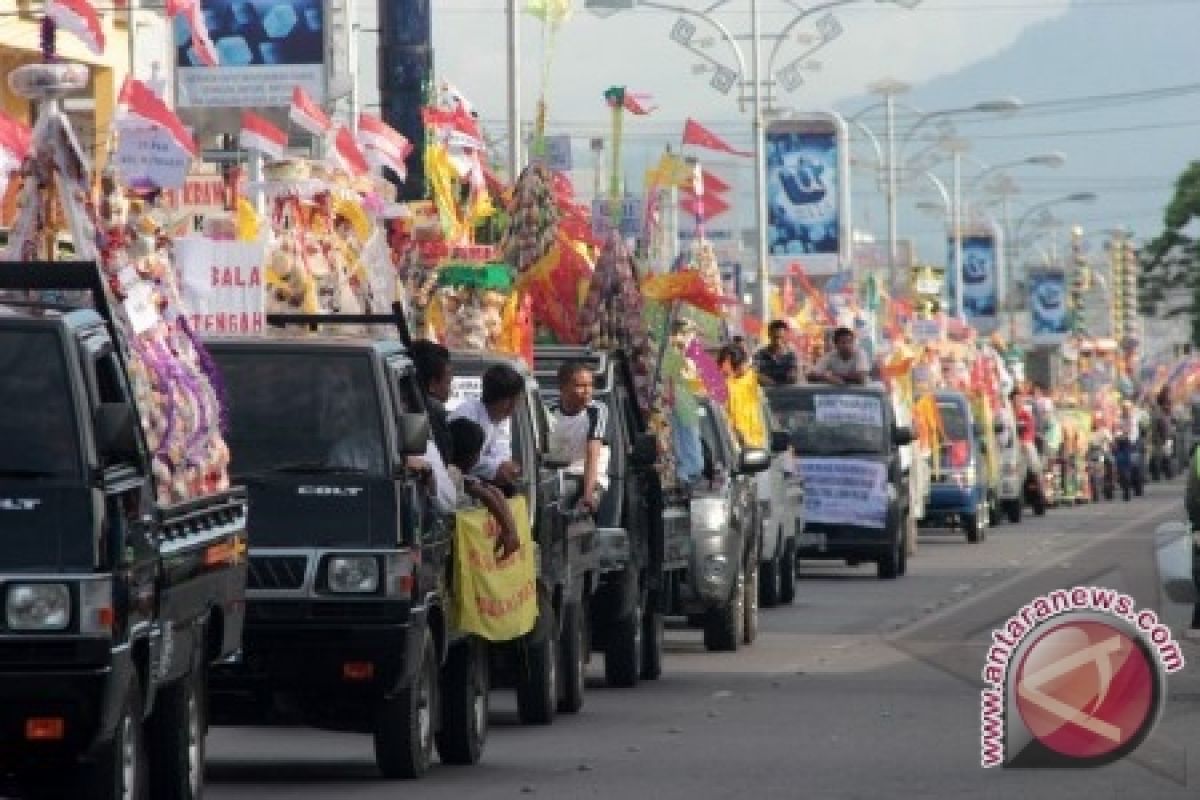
[452, 496, 537, 642]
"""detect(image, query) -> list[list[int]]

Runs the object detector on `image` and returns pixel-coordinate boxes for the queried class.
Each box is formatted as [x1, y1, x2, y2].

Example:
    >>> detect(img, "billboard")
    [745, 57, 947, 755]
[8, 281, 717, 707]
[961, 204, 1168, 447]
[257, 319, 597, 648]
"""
[947, 232, 999, 324]
[1029, 271, 1070, 344]
[175, 0, 335, 108]
[766, 112, 850, 276]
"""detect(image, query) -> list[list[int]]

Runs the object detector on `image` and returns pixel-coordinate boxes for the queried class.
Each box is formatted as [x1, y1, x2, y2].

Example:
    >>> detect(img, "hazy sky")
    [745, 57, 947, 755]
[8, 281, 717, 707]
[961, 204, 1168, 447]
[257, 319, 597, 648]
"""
[357, 0, 1198, 273]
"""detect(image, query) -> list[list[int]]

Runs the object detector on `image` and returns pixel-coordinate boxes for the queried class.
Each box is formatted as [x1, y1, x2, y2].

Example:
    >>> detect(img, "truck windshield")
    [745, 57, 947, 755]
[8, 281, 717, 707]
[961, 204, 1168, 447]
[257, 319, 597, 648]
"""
[0, 329, 81, 478]
[218, 351, 388, 477]
[772, 391, 885, 456]
[937, 401, 972, 469]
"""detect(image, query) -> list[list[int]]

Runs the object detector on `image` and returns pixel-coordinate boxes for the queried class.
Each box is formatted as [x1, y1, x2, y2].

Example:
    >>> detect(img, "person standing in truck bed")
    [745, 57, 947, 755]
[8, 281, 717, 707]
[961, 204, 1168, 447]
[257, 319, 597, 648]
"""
[548, 360, 610, 514]
[449, 363, 524, 489]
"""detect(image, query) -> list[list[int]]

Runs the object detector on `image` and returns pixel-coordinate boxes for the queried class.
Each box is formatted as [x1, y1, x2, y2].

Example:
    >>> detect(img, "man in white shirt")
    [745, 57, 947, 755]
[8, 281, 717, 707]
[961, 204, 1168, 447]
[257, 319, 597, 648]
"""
[807, 327, 870, 385]
[548, 361, 610, 513]
[449, 363, 525, 487]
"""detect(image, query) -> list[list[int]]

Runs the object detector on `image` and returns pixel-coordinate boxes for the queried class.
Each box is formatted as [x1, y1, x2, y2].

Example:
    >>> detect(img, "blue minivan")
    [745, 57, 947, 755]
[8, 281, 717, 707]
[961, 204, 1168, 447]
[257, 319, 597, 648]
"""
[922, 391, 990, 543]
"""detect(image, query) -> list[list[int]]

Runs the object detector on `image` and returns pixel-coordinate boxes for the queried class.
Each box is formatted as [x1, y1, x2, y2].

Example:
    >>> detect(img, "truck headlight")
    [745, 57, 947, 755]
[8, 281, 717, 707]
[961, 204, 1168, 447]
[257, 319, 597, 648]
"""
[6, 584, 70, 631]
[325, 557, 380, 594]
[691, 498, 729, 532]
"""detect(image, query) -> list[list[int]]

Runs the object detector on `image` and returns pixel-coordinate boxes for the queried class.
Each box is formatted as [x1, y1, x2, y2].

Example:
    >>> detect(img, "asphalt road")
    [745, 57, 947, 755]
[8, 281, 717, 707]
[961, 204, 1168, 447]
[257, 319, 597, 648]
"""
[205, 480, 1200, 800]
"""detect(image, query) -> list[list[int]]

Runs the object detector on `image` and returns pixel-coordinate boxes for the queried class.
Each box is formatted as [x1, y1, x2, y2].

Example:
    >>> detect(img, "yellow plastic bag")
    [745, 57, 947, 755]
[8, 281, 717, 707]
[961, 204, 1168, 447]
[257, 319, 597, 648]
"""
[451, 496, 538, 642]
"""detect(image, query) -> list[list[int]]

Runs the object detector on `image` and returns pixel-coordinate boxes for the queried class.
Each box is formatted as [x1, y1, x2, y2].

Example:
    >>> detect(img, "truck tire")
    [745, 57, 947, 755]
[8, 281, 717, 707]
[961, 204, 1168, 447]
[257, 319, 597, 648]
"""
[374, 630, 436, 779]
[878, 537, 901, 579]
[435, 638, 489, 766]
[779, 539, 797, 605]
[743, 562, 760, 645]
[987, 493, 1002, 527]
[516, 610, 558, 725]
[963, 512, 982, 543]
[703, 567, 744, 653]
[759, 550, 781, 608]
[1004, 499, 1022, 524]
[604, 591, 642, 688]
[148, 658, 206, 800]
[83, 674, 147, 800]
[640, 594, 664, 681]
[557, 601, 586, 714]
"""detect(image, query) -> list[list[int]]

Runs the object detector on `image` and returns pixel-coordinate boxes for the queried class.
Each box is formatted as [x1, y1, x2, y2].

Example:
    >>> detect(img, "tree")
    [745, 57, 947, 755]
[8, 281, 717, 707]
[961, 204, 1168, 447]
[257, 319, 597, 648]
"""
[1140, 161, 1200, 344]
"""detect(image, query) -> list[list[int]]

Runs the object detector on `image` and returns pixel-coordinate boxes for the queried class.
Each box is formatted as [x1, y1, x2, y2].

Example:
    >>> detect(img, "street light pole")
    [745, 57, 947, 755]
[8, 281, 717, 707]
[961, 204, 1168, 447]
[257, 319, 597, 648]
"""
[506, 0, 522, 180]
[951, 146, 963, 319]
[751, 0, 771, 324]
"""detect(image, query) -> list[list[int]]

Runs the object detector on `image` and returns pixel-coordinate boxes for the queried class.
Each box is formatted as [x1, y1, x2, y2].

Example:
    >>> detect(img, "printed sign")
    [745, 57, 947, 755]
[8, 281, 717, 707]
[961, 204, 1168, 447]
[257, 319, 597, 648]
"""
[948, 233, 999, 322]
[451, 496, 537, 641]
[175, 238, 267, 334]
[115, 128, 191, 191]
[175, 0, 326, 108]
[766, 113, 850, 276]
[448, 376, 483, 409]
[798, 457, 889, 529]
[912, 318, 942, 343]
[813, 394, 883, 427]
[544, 135, 573, 172]
[1029, 271, 1069, 344]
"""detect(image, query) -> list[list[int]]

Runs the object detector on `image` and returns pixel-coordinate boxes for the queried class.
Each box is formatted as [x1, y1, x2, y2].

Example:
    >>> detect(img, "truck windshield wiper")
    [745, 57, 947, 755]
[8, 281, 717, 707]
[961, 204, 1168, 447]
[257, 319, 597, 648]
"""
[0, 467, 59, 479]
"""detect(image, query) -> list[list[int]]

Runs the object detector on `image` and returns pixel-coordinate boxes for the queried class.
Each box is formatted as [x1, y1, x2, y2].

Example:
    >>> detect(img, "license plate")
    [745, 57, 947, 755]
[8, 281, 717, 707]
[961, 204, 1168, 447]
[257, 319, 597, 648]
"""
[797, 531, 826, 549]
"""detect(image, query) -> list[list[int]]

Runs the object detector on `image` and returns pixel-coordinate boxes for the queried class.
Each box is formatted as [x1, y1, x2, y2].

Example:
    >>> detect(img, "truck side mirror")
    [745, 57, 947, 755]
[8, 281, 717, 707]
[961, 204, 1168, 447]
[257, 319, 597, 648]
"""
[95, 402, 139, 463]
[769, 431, 791, 454]
[396, 413, 430, 457]
[630, 432, 658, 468]
[893, 426, 914, 447]
[738, 448, 770, 475]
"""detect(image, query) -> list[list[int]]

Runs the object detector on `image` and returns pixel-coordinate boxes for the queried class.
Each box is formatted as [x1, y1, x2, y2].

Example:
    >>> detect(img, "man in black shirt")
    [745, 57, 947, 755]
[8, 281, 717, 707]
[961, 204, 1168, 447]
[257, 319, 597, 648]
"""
[754, 320, 799, 386]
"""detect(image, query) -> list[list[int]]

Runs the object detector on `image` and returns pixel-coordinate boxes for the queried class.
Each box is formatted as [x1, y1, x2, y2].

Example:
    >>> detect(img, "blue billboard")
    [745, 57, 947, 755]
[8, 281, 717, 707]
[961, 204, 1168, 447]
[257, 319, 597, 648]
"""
[946, 234, 999, 323]
[1029, 271, 1069, 343]
[766, 113, 848, 276]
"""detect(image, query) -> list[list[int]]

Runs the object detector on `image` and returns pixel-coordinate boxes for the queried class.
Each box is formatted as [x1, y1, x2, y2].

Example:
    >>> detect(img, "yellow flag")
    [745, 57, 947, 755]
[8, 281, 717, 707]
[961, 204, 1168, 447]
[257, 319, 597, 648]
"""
[451, 496, 538, 642]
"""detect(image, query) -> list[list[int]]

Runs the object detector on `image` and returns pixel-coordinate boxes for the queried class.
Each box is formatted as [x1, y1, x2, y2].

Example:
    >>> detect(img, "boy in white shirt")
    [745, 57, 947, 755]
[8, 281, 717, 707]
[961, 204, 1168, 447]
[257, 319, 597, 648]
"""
[447, 417, 520, 559]
[548, 361, 610, 514]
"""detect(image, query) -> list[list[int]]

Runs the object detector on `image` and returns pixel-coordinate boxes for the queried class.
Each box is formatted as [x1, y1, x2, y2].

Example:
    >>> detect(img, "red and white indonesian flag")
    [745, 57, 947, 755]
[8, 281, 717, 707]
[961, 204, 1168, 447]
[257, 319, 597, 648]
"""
[166, 0, 219, 67]
[0, 111, 32, 167]
[118, 77, 197, 158]
[357, 114, 412, 179]
[332, 125, 369, 177]
[289, 87, 331, 138]
[46, 0, 106, 57]
[240, 111, 287, 160]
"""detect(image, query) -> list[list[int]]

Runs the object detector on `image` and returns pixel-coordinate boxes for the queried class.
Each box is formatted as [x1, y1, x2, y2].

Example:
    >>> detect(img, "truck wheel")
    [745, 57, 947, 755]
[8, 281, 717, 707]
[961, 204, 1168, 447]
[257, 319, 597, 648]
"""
[435, 638, 489, 766]
[703, 567, 744, 652]
[742, 562, 759, 645]
[779, 539, 797, 605]
[987, 494, 1002, 527]
[516, 610, 558, 725]
[639, 593, 664, 681]
[604, 591, 642, 688]
[759, 551, 781, 608]
[557, 602, 586, 713]
[963, 513, 982, 543]
[878, 537, 901, 579]
[374, 630, 436, 779]
[148, 659, 206, 800]
[1004, 499, 1022, 524]
[83, 674, 147, 800]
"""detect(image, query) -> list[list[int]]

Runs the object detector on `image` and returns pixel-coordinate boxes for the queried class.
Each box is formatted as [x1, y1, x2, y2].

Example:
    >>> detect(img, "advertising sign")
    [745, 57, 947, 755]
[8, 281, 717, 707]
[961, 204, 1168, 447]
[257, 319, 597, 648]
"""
[947, 232, 999, 323]
[797, 457, 889, 529]
[176, 238, 267, 334]
[766, 112, 850, 276]
[175, 0, 327, 108]
[1029, 270, 1070, 344]
[114, 128, 191, 191]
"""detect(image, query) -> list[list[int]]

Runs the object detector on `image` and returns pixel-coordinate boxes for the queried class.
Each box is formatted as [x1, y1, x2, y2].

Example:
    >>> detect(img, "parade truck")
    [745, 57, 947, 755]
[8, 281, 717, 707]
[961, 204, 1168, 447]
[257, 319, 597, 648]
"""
[0, 263, 248, 800]
[207, 313, 490, 780]
[533, 346, 690, 686]
[449, 352, 600, 723]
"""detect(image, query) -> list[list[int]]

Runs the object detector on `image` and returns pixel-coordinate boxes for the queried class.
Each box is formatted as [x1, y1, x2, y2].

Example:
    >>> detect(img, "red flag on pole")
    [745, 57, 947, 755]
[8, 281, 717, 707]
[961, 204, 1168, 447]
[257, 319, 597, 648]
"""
[681, 192, 730, 221]
[45, 0, 105, 56]
[118, 78, 197, 157]
[239, 111, 287, 160]
[332, 125, 369, 177]
[682, 118, 752, 158]
[166, 0, 218, 66]
[289, 87, 332, 138]
[700, 168, 731, 193]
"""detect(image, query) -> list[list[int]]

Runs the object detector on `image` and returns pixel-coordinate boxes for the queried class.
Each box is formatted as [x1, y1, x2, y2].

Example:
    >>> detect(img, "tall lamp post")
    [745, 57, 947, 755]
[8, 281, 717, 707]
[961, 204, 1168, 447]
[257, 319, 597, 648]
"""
[586, 0, 924, 324]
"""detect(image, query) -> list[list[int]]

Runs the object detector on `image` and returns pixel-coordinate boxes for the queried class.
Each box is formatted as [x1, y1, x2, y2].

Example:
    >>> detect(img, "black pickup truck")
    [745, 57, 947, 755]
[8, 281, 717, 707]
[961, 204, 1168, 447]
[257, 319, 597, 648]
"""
[207, 324, 487, 779]
[0, 263, 248, 800]
[533, 346, 690, 687]
[449, 352, 598, 723]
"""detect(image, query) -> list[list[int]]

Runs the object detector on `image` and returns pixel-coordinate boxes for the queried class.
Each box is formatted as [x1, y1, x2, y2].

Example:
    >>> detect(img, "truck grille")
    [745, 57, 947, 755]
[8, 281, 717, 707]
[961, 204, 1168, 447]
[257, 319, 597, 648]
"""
[247, 555, 309, 591]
